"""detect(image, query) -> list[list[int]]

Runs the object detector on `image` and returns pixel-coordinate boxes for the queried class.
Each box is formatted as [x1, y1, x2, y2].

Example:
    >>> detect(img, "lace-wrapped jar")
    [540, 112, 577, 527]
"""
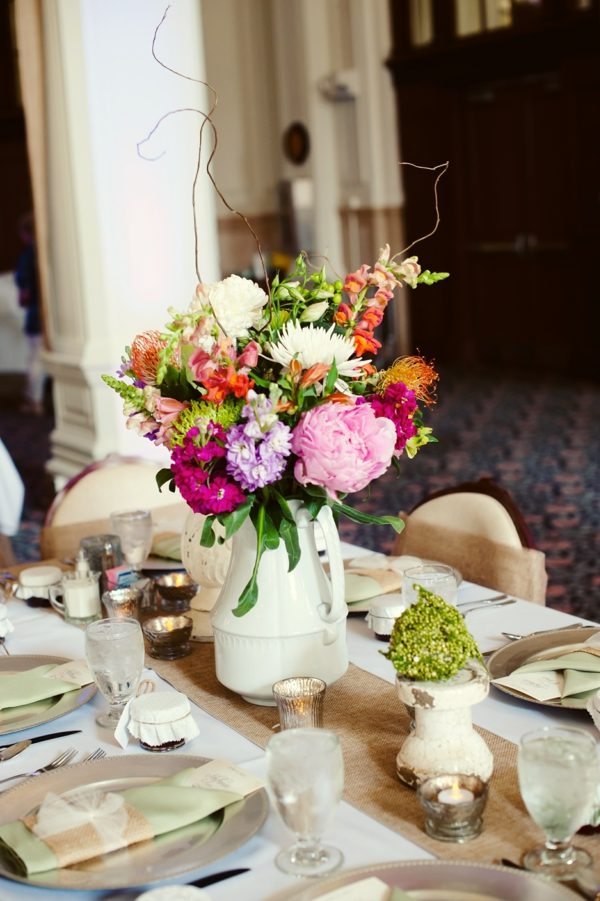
[127, 692, 199, 752]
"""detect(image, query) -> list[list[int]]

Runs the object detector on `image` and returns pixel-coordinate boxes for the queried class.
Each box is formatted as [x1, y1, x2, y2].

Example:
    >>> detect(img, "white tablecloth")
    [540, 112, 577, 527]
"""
[0, 553, 596, 901]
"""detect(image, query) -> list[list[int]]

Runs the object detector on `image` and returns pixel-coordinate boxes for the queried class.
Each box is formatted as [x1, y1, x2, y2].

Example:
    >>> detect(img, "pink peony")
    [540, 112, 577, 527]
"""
[291, 401, 396, 495]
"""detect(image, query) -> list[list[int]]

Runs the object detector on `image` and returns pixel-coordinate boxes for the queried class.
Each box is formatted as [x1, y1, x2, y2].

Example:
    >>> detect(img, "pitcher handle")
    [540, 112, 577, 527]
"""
[48, 586, 65, 617]
[316, 505, 347, 624]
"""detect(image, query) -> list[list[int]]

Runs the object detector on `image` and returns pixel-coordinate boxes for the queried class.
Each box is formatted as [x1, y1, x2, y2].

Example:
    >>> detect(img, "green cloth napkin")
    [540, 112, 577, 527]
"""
[151, 533, 183, 561]
[0, 665, 85, 711]
[0, 768, 243, 875]
[511, 650, 600, 708]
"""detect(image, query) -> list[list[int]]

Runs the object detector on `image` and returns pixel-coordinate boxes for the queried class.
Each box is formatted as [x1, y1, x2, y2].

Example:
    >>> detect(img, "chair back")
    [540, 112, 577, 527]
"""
[41, 454, 188, 560]
[393, 479, 547, 604]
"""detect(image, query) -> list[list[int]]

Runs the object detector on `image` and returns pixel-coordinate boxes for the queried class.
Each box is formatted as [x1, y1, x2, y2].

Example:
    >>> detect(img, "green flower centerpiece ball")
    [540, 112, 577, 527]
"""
[384, 586, 482, 681]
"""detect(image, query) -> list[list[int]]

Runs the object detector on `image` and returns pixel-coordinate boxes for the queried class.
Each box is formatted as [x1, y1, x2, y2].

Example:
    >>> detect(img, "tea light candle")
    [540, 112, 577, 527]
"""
[438, 780, 474, 805]
[417, 773, 489, 842]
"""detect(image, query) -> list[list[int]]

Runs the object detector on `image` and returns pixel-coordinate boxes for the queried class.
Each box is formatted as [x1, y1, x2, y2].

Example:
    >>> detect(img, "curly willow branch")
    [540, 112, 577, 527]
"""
[140, 3, 269, 299]
[392, 160, 449, 260]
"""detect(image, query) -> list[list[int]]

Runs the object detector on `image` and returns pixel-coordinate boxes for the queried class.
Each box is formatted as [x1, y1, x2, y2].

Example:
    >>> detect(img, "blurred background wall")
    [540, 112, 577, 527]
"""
[0, 0, 598, 485]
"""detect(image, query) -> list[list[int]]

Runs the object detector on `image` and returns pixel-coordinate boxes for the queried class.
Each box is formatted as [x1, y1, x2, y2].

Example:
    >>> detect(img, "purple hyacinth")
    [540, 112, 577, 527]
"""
[225, 419, 292, 492]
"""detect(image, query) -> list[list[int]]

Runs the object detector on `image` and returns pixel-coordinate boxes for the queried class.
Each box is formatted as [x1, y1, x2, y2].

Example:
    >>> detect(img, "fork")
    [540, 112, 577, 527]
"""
[82, 748, 107, 763]
[0, 747, 78, 787]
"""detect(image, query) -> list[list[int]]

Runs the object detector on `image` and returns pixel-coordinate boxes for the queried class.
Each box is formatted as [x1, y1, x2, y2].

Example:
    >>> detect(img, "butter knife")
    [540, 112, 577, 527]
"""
[0, 729, 81, 761]
[189, 867, 249, 888]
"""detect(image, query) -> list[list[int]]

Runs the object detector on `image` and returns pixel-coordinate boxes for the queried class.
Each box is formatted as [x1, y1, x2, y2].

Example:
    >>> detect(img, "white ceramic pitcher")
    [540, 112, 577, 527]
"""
[210, 501, 348, 705]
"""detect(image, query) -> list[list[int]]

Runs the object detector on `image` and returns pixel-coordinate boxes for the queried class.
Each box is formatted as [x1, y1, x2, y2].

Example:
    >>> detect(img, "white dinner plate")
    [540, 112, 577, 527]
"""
[285, 859, 581, 900]
[0, 655, 96, 736]
[0, 754, 268, 890]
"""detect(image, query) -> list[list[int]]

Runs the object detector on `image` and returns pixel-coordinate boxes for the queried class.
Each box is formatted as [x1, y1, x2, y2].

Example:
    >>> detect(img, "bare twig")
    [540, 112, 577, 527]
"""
[392, 160, 449, 260]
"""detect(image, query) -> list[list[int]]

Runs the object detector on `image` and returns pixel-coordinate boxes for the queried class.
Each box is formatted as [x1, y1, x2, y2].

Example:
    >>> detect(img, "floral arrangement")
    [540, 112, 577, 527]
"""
[103, 246, 447, 615]
[384, 587, 482, 681]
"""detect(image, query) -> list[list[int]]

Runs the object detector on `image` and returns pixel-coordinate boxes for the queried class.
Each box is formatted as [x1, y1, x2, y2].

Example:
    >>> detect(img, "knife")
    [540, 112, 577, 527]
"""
[189, 867, 249, 888]
[0, 729, 82, 761]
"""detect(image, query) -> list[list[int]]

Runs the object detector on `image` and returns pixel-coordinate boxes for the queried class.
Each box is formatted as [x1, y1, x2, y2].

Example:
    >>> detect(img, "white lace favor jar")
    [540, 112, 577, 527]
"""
[127, 692, 199, 752]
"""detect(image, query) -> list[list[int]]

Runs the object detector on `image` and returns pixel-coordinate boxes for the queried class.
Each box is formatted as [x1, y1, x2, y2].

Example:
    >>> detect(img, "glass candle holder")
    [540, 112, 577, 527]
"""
[142, 615, 193, 659]
[272, 677, 326, 729]
[417, 773, 489, 842]
[102, 587, 142, 620]
[154, 573, 198, 614]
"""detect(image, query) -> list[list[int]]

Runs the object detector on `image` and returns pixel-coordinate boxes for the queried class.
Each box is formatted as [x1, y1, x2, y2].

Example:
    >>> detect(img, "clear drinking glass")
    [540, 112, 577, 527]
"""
[266, 727, 344, 877]
[403, 563, 458, 606]
[85, 617, 145, 727]
[109, 510, 153, 574]
[518, 726, 599, 879]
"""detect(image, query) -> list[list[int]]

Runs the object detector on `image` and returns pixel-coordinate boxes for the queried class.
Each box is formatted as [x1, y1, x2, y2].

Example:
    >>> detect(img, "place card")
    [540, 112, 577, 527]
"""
[492, 670, 563, 702]
[43, 660, 94, 687]
[187, 759, 264, 797]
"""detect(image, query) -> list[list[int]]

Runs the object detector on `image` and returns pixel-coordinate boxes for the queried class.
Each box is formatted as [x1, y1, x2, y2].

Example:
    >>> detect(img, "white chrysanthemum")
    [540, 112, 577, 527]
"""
[197, 274, 268, 339]
[268, 321, 367, 377]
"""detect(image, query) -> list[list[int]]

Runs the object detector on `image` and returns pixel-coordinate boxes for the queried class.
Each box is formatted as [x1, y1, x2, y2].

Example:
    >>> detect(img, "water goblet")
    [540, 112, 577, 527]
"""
[403, 563, 458, 606]
[109, 509, 153, 575]
[518, 725, 598, 879]
[85, 617, 145, 728]
[266, 727, 344, 877]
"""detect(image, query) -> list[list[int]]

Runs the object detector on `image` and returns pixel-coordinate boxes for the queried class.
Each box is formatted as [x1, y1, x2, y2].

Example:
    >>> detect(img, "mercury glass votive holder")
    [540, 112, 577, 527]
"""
[102, 587, 143, 620]
[154, 573, 198, 613]
[272, 676, 326, 729]
[417, 773, 489, 842]
[142, 615, 193, 659]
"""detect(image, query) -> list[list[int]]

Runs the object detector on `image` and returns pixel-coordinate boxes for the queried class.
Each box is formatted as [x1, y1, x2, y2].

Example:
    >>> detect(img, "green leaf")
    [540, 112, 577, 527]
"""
[304, 498, 325, 520]
[233, 504, 267, 617]
[280, 518, 301, 572]
[274, 492, 295, 523]
[332, 501, 405, 533]
[263, 511, 280, 550]
[233, 578, 259, 618]
[218, 496, 255, 540]
[155, 468, 173, 492]
[324, 359, 339, 395]
[200, 515, 217, 548]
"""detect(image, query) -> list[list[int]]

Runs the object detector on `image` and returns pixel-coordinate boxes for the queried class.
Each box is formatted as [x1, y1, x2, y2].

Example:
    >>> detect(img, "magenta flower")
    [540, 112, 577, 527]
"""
[365, 382, 418, 455]
[291, 401, 396, 496]
[170, 423, 245, 515]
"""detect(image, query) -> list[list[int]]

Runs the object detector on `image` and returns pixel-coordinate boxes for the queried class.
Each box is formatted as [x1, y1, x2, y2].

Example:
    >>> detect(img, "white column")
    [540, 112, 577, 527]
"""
[42, 0, 220, 483]
[271, 0, 346, 273]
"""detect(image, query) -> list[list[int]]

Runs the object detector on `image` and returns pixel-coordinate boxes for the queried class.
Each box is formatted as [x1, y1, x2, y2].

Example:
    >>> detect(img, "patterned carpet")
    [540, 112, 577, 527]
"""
[1, 368, 599, 617]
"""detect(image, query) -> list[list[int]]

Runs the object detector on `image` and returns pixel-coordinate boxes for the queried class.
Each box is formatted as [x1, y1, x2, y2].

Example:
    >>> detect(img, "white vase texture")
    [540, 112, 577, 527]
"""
[210, 501, 348, 705]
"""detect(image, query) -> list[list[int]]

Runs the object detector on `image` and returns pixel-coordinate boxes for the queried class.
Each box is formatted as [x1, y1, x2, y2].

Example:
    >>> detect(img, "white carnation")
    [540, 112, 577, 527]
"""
[199, 274, 268, 339]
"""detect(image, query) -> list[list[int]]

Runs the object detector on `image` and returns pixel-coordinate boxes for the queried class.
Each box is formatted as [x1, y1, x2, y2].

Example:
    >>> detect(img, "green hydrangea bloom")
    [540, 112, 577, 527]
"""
[170, 396, 242, 446]
[384, 586, 482, 681]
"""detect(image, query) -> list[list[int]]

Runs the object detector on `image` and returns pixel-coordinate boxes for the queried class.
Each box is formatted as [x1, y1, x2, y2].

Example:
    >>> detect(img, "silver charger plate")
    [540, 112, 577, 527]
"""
[487, 625, 600, 708]
[0, 753, 268, 890]
[284, 860, 581, 900]
[0, 655, 96, 736]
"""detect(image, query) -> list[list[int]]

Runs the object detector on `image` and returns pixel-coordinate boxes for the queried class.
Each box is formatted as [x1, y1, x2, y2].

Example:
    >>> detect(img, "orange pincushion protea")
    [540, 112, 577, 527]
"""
[376, 355, 438, 406]
[130, 330, 166, 385]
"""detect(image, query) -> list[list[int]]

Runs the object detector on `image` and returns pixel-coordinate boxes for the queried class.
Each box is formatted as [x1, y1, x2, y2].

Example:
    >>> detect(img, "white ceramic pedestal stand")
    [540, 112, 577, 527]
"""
[395, 660, 493, 788]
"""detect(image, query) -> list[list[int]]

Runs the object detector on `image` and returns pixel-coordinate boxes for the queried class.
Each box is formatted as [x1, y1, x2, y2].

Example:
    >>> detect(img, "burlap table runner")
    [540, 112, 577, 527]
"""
[148, 646, 599, 872]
